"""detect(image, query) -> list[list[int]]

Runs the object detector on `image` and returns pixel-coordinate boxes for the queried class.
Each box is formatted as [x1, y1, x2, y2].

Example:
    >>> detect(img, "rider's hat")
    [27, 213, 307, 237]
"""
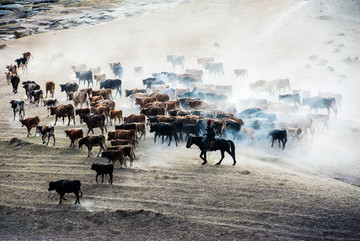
[207, 119, 212, 125]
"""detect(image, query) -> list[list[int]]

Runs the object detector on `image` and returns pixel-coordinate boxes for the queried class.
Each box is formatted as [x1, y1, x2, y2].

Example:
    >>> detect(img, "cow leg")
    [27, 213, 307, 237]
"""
[67, 116, 71, 126]
[59, 193, 64, 204]
[168, 135, 172, 146]
[88, 147, 91, 157]
[101, 174, 104, 183]
[27, 127, 31, 137]
[174, 134, 178, 147]
[271, 138, 275, 148]
[109, 173, 113, 184]
[96, 146, 103, 157]
[74, 192, 80, 204]
[52, 135, 56, 146]
[278, 139, 281, 148]
[96, 173, 99, 183]
[62, 116, 65, 125]
[13, 110, 16, 121]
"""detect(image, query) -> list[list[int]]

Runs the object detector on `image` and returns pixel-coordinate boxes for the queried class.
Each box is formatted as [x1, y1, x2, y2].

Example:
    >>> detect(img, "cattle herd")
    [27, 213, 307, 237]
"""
[5, 52, 342, 204]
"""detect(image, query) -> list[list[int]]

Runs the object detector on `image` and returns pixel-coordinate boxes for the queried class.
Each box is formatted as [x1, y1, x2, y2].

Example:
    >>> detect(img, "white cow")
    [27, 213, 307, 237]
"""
[167, 55, 184, 71]
[234, 68, 248, 81]
[205, 62, 224, 80]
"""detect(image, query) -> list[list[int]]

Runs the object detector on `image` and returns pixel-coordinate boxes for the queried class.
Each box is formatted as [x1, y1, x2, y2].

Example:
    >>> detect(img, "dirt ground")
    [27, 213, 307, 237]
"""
[1, 0, 360, 240]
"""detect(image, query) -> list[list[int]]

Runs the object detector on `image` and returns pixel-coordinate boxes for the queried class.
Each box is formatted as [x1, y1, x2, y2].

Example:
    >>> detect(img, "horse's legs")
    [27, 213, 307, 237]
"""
[200, 151, 207, 165]
[215, 150, 225, 166]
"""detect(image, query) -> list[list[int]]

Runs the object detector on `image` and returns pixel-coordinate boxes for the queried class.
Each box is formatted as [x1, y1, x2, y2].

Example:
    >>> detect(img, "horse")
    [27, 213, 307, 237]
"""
[186, 136, 236, 166]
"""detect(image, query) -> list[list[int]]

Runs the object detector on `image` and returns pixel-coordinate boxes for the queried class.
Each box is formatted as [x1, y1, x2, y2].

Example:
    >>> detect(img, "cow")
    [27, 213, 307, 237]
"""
[150, 122, 178, 146]
[15, 57, 28, 73]
[91, 89, 112, 100]
[185, 69, 203, 79]
[125, 88, 146, 97]
[11, 75, 20, 94]
[30, 89, 43, 106]
[94, 73, 106, 87]
[142, 77, 165, 91]
[99, 79, 122, 98]
[75, 108, 90, 123]
[50, 104, 75, 126]
[48, 180, 82, 205]
[302, 96, 337, 117]
[75, 70, 93, 87]
[79, 135, 106, 157]
[249, 80, 274, 98]
[215, 85, 232, 95]
[23, 81, 40, 99]
[269, 129, 287, 150]
[64, 129, 84, 148]
[197, 57, 214, 69]
[168, 109, 190, 117]
[167, 55, 184, 70]
[89, 96, 104, 103]
[110, 110, 123, 126]
[79, 114, 107, 136]
[108, 129, 136, 142]
[20, 116, 40, 137]
[223, 120, 243, 140]
[60, 82, 79, 100]
[272, 78, 291, 93]
[278, 93, 301, 107]
[91, 105, 111, 125]
[183, 124, 201, 139]
[318, 91, 342, 112]
[110, 139, 132, 146]
[101, 150, 125, 168]
[109, 62, 123, 79]
[45, 81, 55, 98]
[134, 65, 144, 79]
[205, 62, 224, 80]
[106, 144, 136, 167]
[68, 91, 88, 108]
[35, 125, 55, 146]
[10, 100, 25, 121]
[165, 100, 180, 111]
[124, 114, 146, 124]
[22, 52, 33, 63]
[307, 113, 330, 132]
[43, 98, 58, 117]
[6, 64, 18, 75]
[137, 97, 157, 108]
[91, 163, 113, 184]
[94, 100, 115, 111]
[141, 106, 166, 117]
[234, 68, 248, 81]
[71, 63, 87, 72]
[187, 100, 210, 110]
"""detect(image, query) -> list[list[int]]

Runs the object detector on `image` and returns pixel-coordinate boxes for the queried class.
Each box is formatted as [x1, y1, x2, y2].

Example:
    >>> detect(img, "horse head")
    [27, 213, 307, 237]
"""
[186, 136, 193, 148]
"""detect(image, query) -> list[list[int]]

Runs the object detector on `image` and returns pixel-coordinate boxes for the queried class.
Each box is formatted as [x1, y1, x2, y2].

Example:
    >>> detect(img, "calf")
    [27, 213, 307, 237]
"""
[20, 116, 40, 137]
[43, 98, 58, 117]
[45, 81, 55, 98]
[269, 129, 287, 150]
[5, 71, 12, 85]
[49, 104, 75, 126]
[79, 114, 107, 136]
[110, 110, 123, 126]
[68, 91, 88, 108]
[101, 150, 125, 168]
[6, 64, 18, 75]
[48, 180, 82, 204]
[79, 135, 106, 157]
[30, 89, 43, 106]
[150, 122, 178, 146]
[15, 57, 28, 73]
[64, 129, 84, 148]
[11, 75, 20, 94]
[35, 125, 55, 146]
[94, 73, 106, 87]
[10, 100, 25, 120]
[91, 163, 113, 184]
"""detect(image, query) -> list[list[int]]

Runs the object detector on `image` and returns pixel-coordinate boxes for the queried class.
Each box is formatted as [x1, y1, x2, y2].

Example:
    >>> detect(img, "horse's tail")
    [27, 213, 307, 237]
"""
[228, 140, 235, 156]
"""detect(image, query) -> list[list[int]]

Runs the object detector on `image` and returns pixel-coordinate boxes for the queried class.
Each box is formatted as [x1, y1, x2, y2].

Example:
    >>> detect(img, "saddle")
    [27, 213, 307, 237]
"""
[207, 140, 216, 149]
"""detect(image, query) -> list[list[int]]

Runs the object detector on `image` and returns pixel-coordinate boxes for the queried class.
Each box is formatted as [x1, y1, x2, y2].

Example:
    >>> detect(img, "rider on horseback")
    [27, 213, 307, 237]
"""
[203, 119, 216, 151]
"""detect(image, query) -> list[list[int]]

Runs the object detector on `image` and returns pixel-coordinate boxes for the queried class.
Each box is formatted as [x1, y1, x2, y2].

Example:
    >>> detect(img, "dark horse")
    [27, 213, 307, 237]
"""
[186, 136, 236, 166]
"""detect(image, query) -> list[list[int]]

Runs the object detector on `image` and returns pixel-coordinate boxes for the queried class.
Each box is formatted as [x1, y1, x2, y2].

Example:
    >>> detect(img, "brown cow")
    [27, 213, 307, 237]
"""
[94, 73, 106, 87]
[89, 96, 104, 103]
[140, 106, 166, 117]
[101, 150, 125, 168]
[187, 100, 209, 110]
[151, 93, 169, 102]
[107, 129, 136, 142]
[110, 110, 123, 126]
[137, 97, 157, 108]
[20, 116, 40, 137]
[79, 135, 106, 157]
[22, 52, 33, 63]
[35, 125, 55, 146]
[124, 114, 146, 124]
[49, 104, 75, 126]
[95, 99, 115, 110]
[75, 108, 90, 123]
[165, 100, 180, 111]
[6, 64, 18, 75]
[92, 105, 111, 125]
[110, 139, 132, 146]
[64, 129, 84, 148]
[91, 89, 112, 100]
[106, 144, 135, 167]
[5, 71, 12, 85]
[45, 81, 55, 98]
[197, 57, 214, 68]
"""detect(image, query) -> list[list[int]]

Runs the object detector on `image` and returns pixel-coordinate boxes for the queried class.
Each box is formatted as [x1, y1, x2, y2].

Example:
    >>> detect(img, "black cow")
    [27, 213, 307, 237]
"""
[224, 121, 242, 140]
[91, 163, 114, 184]
[109, 62, 123, 79]
[279, 93, 301, 106]
[149, 122, 178, 146]
[10, 100, 25, 120]
[142, 77, 165, 91]
[75, 70, 93, 87]
[15, 57, 28, 73]
[79, 114, 107, 136]
[302, 96, 337, 117]
[115, 123, 136, 131]
[48, 180, 82, 204]
[30, 89, 43, 106]
[99, 79, 122, 98]
[269, 129, 287, 150]
[60, 82, 79, 100]
[183, 124, 201, 139]
[11, 75, 20, 94]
